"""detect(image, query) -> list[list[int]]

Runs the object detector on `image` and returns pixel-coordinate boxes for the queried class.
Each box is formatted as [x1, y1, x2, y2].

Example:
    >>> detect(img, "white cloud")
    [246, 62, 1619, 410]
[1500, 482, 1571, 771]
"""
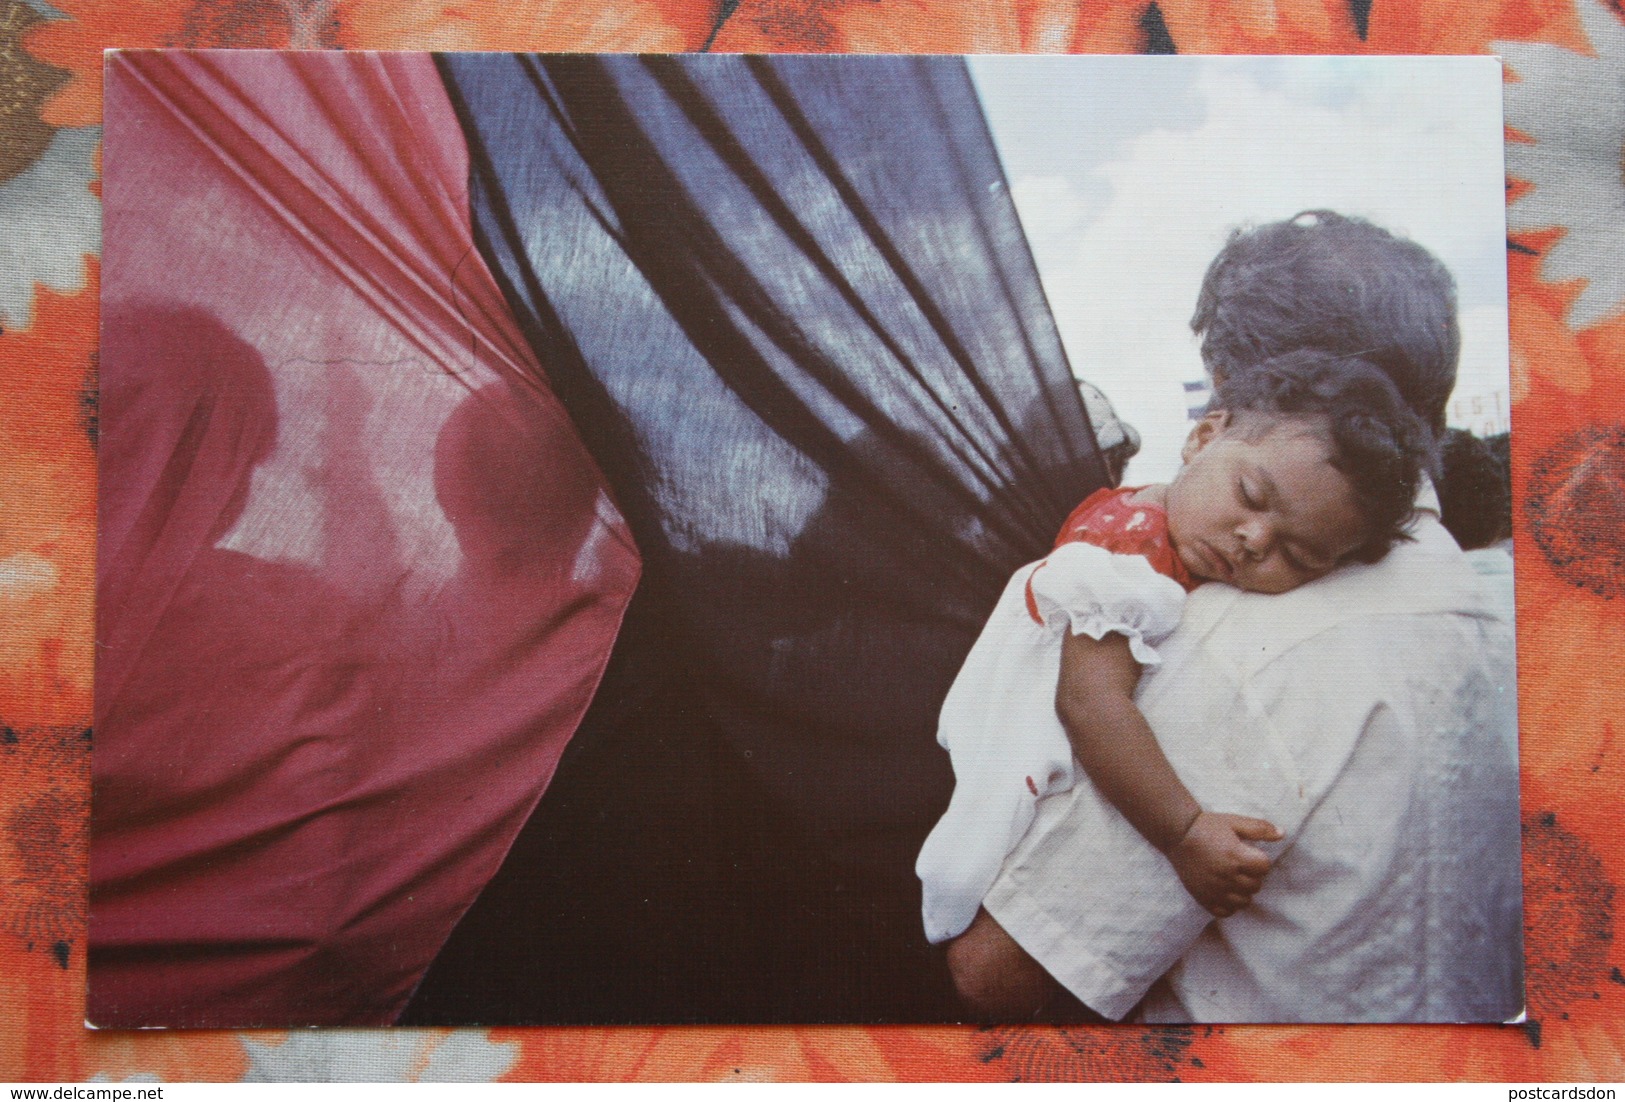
[995, 57, 1508, 482]
[1007, 175, 1095, 271]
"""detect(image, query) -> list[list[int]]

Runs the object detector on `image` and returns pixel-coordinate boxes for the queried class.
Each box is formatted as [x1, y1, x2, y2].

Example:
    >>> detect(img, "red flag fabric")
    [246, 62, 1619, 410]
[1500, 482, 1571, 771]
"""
[92, 51, 640, 1027]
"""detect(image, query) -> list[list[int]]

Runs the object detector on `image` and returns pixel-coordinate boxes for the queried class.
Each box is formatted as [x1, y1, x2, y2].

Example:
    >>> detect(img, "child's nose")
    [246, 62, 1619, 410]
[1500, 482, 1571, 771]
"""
[1236, 517, 1274, 559]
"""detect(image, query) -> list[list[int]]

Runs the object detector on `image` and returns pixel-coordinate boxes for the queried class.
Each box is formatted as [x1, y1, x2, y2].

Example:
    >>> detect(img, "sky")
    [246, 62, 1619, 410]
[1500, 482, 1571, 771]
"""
[968, 56, 1511, 484]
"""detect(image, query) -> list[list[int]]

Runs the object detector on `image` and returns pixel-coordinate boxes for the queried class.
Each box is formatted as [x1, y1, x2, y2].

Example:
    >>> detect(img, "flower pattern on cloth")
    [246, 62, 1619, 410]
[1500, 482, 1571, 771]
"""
[1501, 0, 1625, 330]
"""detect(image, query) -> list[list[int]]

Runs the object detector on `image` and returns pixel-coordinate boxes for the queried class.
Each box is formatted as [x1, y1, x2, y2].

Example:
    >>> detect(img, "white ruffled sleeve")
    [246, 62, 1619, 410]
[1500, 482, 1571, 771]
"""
[1026, 540, 1188, 666]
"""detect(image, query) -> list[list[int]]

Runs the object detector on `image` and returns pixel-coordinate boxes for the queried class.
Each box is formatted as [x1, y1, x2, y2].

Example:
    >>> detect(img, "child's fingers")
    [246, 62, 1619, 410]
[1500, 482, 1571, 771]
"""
[1229, 816, 1284, 842]
[1233, 844, 1272, 877]
[1227, 870, 1264, 894]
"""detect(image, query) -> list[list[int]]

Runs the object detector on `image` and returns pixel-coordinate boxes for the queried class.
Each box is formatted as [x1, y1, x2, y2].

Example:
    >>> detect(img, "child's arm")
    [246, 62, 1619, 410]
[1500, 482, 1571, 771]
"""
[1056, 631, 1282, 917]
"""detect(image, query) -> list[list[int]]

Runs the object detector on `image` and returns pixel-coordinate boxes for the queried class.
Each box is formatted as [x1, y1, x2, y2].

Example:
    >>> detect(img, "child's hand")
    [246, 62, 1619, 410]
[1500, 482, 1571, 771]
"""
[1166, 812, 1283, 917]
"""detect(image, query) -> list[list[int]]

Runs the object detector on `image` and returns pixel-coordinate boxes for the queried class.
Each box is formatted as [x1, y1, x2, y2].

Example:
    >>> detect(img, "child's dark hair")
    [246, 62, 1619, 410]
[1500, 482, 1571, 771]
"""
[1192, 211, 1460, 436]
[1213, 349, 1436, 564]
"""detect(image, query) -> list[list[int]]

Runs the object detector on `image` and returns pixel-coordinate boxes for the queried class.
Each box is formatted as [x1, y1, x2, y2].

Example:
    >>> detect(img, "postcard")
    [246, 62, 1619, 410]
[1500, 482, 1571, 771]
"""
[92, 50, 1519, 1027]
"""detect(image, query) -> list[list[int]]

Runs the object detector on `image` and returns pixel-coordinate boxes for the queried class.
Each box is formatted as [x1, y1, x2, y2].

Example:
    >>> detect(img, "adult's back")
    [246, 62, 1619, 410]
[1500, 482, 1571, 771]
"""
[979, 500, 1522, 1021]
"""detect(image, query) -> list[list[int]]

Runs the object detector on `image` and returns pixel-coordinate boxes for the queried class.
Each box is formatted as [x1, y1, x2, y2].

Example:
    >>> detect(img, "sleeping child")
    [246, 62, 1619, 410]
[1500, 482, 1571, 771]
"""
[917, 347, 1435, 943]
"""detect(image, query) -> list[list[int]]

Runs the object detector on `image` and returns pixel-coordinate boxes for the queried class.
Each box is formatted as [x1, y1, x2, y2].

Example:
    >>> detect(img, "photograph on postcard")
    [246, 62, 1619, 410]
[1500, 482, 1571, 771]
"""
[91, 51, 1521, 1028]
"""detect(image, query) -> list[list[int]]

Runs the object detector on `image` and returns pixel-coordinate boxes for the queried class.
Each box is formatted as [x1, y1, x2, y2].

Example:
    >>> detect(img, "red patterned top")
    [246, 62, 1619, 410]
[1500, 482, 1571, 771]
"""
[1025, 487, 1198, 623]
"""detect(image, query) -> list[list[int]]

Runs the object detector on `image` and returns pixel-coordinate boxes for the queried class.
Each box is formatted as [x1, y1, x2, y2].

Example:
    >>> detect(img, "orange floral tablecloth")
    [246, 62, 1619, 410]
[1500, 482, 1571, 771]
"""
[2, 0, 1622, 1082]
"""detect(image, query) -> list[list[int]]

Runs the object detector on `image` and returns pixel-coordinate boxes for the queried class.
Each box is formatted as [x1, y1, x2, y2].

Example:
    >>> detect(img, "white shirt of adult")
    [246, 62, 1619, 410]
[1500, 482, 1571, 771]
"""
[981, 493, 1524, 1023]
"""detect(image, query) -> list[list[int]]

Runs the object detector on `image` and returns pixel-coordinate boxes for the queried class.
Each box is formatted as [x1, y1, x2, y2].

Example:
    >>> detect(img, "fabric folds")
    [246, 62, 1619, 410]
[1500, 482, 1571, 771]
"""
[413, 55, 1111, 1022]
[916, 540, 1185, 945]
[1028, 541, 1188, 667]
[93, 52, 639, 1027]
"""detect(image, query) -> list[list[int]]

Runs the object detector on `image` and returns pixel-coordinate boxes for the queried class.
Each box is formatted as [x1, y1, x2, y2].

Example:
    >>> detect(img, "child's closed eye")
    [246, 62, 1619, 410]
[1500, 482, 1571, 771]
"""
[1239, 478, 1263, 510]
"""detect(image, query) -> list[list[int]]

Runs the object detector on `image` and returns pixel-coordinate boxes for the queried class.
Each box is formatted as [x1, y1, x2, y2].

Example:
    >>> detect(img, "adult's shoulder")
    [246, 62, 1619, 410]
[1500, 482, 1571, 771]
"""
[1176, 511, 1509, 676]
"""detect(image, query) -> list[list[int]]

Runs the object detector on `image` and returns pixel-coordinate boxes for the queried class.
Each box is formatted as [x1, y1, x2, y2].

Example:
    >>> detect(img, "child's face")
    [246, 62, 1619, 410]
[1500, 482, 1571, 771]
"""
[1165, 412, 1367, 595]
